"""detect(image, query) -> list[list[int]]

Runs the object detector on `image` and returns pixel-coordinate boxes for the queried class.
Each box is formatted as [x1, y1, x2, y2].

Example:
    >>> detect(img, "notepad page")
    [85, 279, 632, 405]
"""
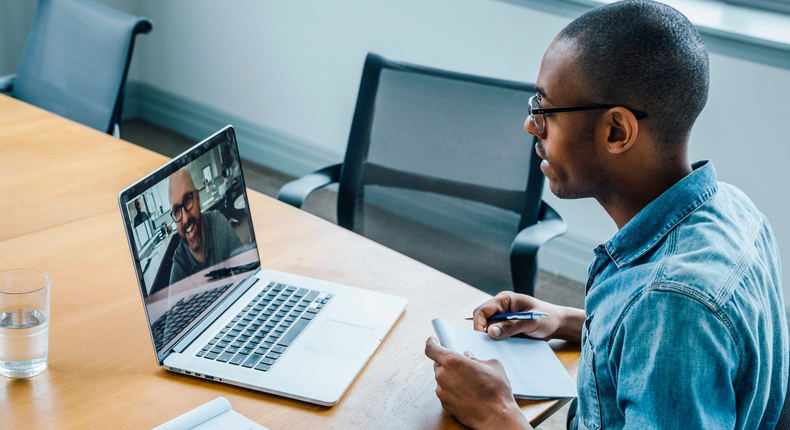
[432, 318, 576, 399]
[152, 397, 269, 430]
[192, 410, 268, 430]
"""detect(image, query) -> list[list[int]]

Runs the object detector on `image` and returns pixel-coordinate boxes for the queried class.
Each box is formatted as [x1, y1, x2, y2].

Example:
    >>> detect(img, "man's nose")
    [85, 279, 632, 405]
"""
[524, 116, 540, 137]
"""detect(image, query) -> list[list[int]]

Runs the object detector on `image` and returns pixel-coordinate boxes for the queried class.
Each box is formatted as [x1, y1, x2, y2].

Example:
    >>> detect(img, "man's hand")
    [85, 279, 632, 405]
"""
[473, 291, 585, 343]
[425, 336, 531, 430]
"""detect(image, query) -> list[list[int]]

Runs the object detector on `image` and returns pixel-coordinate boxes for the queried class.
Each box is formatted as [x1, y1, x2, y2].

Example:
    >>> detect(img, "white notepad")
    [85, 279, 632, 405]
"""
[152, 397, 269, 430]
[432, 318, 577, 399]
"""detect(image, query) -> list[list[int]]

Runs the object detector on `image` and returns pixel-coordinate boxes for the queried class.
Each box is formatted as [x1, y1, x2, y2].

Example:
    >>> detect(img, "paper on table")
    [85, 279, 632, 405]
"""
[153, 397, 269, 430]
[432, 318, 576, 399]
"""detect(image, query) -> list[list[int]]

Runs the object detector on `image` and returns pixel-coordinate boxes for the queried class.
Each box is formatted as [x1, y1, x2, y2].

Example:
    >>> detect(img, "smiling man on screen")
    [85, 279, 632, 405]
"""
[424, 1, 788, 429]
[168, 168, 243, 284]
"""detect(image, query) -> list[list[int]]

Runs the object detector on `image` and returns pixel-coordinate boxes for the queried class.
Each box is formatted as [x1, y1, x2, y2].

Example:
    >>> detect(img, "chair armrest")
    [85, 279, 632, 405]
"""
[510, 202, 567, 295]
[276, 163, 342, 209]
[0, 74, 16, 93]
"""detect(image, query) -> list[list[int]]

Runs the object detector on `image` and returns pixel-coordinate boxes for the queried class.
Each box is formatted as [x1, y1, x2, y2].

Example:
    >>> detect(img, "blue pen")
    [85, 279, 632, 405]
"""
[464, 311, 548, 321]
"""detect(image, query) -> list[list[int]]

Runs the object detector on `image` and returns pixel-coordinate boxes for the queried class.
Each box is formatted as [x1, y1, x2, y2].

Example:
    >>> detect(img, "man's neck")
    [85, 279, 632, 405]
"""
[598, 157, 692, 230]
[189, 228, 207, 264]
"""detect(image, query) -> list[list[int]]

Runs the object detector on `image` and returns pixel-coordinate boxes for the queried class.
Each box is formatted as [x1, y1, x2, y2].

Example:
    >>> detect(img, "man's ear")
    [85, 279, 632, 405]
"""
[602, 107, 638, 154]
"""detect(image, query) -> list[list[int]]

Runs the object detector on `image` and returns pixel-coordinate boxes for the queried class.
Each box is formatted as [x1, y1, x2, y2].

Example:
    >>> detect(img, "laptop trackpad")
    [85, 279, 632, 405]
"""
[304, 320, 374, 359]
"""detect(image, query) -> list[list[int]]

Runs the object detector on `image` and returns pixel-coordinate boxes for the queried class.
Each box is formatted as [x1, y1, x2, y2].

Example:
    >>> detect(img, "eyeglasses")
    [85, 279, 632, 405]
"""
[171, 191, 195, 222]
[527, 93, 647, 135]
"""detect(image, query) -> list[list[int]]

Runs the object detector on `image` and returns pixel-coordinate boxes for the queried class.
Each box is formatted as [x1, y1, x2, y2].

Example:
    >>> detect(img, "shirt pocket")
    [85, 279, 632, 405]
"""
[577, 315, 602, 430]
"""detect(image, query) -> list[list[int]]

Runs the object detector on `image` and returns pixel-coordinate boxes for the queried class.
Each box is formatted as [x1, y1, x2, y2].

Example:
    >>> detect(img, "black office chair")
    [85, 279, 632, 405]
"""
[775, 348, 790, 429]
[278, 53, 566, 296]
[0, 0, 152, 137]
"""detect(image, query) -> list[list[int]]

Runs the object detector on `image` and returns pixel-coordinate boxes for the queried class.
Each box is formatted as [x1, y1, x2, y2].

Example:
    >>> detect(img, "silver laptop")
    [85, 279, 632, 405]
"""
[118, 125, 407, 406]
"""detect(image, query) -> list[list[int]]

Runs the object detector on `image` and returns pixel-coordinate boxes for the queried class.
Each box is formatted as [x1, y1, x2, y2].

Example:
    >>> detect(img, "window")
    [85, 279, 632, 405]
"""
[719, 0, 790, 15]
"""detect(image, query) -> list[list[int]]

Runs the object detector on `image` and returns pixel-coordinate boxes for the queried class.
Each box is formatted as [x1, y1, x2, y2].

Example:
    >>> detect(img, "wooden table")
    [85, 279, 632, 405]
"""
[0, 95, 579, 429]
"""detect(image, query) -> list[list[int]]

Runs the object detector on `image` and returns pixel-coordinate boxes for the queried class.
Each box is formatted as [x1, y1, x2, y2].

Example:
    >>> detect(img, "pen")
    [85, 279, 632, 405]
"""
[464, 311, 548, 321]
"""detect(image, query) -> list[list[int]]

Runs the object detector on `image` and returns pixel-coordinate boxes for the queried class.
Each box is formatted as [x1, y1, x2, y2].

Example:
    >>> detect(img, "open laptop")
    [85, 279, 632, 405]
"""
[118, 125, 407, 406]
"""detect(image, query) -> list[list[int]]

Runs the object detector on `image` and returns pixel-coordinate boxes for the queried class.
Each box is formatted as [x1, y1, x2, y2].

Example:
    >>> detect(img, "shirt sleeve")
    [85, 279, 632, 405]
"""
[611, 288, 739, 429]
[215, 211, 243, 255]
[169, 248, 188, 285]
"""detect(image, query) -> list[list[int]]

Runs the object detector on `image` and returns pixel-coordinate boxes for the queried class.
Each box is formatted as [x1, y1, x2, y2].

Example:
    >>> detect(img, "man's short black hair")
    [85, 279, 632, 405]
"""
[558, 0, 709, 146]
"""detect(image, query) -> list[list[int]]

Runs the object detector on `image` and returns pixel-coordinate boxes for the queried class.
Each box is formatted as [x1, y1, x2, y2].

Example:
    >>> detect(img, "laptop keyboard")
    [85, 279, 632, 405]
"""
[197, 282, 332, 372]
[151, 283, 233, 351]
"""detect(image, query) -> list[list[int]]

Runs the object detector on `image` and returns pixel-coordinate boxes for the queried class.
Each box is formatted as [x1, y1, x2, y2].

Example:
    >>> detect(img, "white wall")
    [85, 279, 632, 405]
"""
[5, 0, 790, 301]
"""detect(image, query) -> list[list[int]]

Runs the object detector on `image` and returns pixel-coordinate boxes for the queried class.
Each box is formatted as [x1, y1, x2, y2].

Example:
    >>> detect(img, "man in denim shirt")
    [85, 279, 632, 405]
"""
[424, 1, 788, 429]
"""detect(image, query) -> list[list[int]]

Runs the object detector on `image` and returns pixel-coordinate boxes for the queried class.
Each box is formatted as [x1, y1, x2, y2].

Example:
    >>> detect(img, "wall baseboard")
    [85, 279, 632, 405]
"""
[123, 82, 341, 178]
[122, 80, 595, 285]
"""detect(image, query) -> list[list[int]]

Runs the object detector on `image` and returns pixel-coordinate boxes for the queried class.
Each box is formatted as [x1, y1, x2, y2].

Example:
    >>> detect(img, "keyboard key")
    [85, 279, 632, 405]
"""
[301, 313, 315, 320]
[265, 352, 281, 360]
[205, 352, 219, 360]
[271, 316, 282, 322]
[217, 352, 233, 362]
[286, 286, 297, 292]
[260, 358, 276, 365]
[306, 307, 319, 314]
[255, 348, 269, 355]
[196, 350, 206, 357]
[317, 304, 325, 309]
[269, 332, 282, 339]
[293, 288, 307, 297]
[285, 316, 297, 322]
[273, 284, 284, 291]
[275, 326, 286, 333]
[231, 341, 244, 348]
[325, 294, 333, 300]
[242, 354, 262, 368]
[208, 339, 218, 345]
[303, 291, 319, 303]
[321, 298, 329, 304]
[281, 321, 292, 328]
[220, 327, 230, 333]
[230, 354, 246, 365]
[211, 347, 224, 354]
[240, 348, 253, 355]
[238, 335, 250, 342]
[278, 318, 309, 347]
[272, 345, 286, 354]
[217, 341, 229, 348]
[255, 364, 271, 372]
[226, 347, 239, 354]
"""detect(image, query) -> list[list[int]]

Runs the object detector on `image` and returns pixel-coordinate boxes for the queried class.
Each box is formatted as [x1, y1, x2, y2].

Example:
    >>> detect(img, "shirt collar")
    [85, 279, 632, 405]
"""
[604, 160, 718, 268]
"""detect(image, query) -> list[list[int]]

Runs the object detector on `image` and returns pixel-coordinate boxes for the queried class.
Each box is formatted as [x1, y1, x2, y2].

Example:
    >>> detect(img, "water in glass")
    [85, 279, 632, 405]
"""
[0, 309, 49, 378]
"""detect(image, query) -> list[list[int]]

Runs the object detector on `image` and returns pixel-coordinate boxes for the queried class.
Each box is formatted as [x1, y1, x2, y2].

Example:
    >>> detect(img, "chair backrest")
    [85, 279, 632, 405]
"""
[13, 0, 151, 134]
[337, 53, 544, 293]
[776, 349, 790, 429]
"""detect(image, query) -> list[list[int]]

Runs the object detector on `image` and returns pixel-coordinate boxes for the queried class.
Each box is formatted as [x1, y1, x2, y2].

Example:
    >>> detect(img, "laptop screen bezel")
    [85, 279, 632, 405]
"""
[118, 125, 261, 364]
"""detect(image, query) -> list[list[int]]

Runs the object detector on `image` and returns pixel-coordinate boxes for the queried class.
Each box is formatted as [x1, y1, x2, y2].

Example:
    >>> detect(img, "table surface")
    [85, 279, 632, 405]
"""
[0, 95, 580, 429]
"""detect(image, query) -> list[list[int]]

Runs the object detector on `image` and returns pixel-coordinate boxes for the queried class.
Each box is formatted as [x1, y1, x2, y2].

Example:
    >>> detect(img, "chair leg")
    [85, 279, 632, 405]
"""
[511, 253, 537, 297]
[566, 398, 578, 430]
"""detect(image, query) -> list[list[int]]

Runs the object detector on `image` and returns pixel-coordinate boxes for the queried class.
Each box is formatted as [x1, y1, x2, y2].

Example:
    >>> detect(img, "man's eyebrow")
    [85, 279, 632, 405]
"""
[536, 86, 552, 103]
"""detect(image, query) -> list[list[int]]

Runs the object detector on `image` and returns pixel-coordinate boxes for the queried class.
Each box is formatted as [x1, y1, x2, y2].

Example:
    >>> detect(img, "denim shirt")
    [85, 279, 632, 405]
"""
[576, 160, 788, 429]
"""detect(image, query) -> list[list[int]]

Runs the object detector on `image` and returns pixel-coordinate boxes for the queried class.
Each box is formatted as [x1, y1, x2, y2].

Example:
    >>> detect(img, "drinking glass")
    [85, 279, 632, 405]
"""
[0, 269, 50, 378]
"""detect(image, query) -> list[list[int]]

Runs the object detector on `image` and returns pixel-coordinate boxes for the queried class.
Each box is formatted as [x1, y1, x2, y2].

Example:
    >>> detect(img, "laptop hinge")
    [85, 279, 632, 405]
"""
[166, 269, 262, 360]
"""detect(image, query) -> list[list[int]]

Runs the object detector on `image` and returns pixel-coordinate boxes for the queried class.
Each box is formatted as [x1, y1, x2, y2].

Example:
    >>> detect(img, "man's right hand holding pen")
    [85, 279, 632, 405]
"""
[472, 291, 586, 343]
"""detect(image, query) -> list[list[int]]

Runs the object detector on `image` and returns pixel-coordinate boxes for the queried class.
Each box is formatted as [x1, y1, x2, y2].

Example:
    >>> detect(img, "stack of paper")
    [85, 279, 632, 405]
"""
[432, 318, 577, 399]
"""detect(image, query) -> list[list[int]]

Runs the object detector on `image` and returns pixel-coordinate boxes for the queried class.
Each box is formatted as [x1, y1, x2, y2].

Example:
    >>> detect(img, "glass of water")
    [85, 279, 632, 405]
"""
[0, 270, 50, 378]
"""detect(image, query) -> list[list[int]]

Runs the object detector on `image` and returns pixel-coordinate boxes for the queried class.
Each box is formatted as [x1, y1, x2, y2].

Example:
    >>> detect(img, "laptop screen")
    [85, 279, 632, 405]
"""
[120, 127, 259, 359]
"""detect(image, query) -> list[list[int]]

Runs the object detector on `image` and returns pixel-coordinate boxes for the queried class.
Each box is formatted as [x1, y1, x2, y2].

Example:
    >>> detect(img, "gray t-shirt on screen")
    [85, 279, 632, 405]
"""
[169, 210, 243, 284]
